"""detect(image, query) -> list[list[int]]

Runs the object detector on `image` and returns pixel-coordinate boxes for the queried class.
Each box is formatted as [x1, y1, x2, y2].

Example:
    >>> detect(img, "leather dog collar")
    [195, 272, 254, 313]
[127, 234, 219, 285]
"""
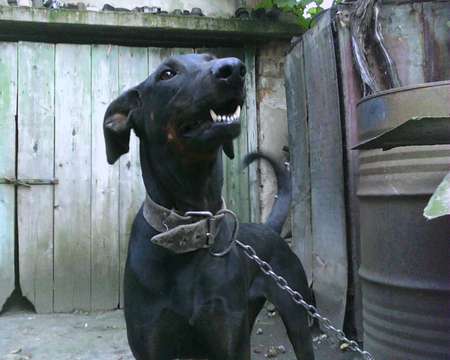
[143, 195, 226, 254]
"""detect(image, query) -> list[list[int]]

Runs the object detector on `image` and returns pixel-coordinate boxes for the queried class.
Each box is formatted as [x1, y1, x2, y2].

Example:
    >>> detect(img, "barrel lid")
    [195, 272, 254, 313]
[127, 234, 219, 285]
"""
[355, 81, 450, 150]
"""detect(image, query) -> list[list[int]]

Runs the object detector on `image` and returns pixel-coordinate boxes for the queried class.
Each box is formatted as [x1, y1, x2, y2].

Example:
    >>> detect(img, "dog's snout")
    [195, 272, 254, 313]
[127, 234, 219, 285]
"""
[211, 58, 246, 84]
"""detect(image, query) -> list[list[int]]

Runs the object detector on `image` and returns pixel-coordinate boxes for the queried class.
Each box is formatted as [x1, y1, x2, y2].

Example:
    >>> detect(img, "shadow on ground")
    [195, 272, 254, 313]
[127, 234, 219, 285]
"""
[0, 306, 360, 360]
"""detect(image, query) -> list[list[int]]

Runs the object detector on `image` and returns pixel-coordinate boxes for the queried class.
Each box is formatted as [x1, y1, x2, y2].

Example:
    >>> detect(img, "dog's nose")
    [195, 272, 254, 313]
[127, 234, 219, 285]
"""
[211, 58, 246, 85]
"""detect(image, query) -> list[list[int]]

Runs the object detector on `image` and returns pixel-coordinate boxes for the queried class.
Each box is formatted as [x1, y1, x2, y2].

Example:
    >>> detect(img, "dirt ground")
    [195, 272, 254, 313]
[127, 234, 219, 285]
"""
[0, 306, 360, 360]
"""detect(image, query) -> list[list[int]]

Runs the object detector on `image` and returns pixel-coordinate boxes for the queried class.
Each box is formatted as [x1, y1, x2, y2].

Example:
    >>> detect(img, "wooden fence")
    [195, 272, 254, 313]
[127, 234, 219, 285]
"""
[0, 42, 257, 312]
[285, 11, 349, 331]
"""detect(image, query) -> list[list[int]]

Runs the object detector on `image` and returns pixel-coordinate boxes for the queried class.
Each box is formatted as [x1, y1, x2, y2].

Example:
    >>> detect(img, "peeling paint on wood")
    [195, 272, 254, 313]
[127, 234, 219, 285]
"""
[244, 48, 259, 223]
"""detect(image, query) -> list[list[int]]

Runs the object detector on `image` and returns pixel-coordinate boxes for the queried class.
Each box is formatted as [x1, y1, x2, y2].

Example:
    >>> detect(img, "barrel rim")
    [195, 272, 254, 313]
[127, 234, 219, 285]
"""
[359, 268, 450, 292]
[357, 80, 450, 106]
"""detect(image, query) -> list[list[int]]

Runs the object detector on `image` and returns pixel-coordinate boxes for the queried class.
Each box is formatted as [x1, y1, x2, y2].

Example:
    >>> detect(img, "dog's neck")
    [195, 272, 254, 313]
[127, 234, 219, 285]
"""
[140, 141, 224, 214]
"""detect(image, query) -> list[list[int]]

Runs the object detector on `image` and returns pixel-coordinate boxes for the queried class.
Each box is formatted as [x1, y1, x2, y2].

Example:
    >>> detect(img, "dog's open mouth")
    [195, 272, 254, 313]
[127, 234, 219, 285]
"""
[180, 100, 242, 139]
[209, 104, 241, 124]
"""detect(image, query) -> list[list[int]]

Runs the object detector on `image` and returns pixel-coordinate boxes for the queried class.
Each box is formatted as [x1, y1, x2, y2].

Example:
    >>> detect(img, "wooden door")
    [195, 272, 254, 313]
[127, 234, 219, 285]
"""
[0, 42, 257, 312]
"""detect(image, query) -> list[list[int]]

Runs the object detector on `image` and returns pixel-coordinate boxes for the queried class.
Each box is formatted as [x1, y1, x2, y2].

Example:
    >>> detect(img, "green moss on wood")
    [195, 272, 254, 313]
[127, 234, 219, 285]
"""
[0, 5, 302, 45]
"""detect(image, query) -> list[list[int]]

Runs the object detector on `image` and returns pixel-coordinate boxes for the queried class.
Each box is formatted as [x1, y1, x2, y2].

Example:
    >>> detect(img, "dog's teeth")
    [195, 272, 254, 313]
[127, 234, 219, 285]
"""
[210, 109, 218, 122]
[234, 105, 241, 119]
[219, 115, 223, 122]
[227, 116, 231, 122]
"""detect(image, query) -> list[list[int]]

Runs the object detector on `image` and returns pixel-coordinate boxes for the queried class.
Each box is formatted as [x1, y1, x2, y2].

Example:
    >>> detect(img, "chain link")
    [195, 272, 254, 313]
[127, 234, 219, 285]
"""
[236, 240, 374, 360]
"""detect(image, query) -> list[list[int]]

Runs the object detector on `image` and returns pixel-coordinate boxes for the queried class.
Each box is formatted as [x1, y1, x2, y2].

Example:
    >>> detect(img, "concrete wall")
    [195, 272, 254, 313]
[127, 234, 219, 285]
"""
[5, 0, 243, 16]
[256, 41, 291, 233]
[79, 0, 242, 16]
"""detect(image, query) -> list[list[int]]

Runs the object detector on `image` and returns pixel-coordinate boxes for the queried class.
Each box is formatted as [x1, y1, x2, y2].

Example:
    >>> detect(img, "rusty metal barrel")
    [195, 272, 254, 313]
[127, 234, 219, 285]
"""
[356, 81, 450, 359]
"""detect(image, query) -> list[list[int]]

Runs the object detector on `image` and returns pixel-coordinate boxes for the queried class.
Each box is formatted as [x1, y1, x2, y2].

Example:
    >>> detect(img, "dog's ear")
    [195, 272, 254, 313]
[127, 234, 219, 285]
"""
[223, 141, 235, 159]
[103, 88, 142, 164]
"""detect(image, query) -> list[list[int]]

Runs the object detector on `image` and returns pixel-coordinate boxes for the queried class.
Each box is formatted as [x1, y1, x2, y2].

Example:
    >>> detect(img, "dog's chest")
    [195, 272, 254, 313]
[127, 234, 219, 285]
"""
[133, 246, 248, 318]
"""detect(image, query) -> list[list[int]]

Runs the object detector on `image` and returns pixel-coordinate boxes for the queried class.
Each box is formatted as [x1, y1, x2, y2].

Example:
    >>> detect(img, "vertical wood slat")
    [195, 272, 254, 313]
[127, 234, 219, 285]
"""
[118, 46, 148, 308]
[226, 49, 249, 222]
[17, 42, 55, 312]
[54, 44, 92, 312]
[91, 44, 120, 310]
[244, 48, 259, 223]
[336, 8, 364, 338]
[0, 42, 17, 309]
[236, 48, 251, 223]
[303, 11, 348, 329]
[285, 41, 313, 285]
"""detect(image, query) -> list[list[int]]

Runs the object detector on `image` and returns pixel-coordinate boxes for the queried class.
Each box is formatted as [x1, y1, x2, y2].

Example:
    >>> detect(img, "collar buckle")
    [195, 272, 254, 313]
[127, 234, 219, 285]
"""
[185, 211, 214, 218]
[185, 211, 216, 246]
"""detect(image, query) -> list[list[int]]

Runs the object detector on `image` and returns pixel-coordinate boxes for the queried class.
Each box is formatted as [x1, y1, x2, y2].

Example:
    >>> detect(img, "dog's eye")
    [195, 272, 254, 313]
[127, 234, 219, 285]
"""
[160, 69, 176, 81]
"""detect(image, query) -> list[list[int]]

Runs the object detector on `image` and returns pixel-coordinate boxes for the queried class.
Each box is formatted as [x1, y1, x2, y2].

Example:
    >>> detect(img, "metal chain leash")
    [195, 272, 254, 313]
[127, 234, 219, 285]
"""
[235, 239, 375, 360]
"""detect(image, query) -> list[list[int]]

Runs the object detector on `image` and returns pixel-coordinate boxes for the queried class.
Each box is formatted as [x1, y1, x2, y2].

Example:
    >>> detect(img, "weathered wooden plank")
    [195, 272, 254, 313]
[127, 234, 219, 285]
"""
[244, 48, 259, 223]
[169, 48, 193, 56]
[118, 46, 148, 308]
[91, 44, 120, 310]
[221, 48, 245, 220]
[284, 40, 313, 285]
[236, 48, 251, 223]
[54, 44, 92, 312]
[336, 6, 364, 338]
[0, 42, 17, 309]
[0, 6, 303, 48]
[303, 11, 348, 329]
[17, 41, 55, 313]
[422, 1, 450, 82]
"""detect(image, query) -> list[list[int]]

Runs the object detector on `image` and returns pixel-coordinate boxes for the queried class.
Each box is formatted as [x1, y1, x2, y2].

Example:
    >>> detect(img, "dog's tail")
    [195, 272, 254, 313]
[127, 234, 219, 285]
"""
[243, 152, 291, 234]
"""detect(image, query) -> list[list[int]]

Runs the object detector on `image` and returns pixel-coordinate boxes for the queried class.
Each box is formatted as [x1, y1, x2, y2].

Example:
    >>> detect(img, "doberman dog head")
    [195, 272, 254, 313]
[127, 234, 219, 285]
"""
[103, 53, 246, 165]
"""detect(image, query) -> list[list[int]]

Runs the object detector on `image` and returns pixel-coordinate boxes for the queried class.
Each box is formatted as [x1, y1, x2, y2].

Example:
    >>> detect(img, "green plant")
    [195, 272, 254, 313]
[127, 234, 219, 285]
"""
[255, 0, 334, 29]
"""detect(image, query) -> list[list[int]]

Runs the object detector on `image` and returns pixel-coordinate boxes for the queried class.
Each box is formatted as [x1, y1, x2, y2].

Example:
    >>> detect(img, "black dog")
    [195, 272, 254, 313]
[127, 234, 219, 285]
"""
[103, 54, 314, 360]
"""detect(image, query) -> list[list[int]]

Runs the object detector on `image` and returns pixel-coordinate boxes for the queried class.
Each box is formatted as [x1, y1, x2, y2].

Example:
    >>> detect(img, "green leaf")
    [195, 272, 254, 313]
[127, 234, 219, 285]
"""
[297, 16, 310, 30]
[253, 0, 324, 27]
[424, 172, 450, 220]
[255, 0, 274, 9]
[307, 6, 323, 16]
[276, 0, 298, 7]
